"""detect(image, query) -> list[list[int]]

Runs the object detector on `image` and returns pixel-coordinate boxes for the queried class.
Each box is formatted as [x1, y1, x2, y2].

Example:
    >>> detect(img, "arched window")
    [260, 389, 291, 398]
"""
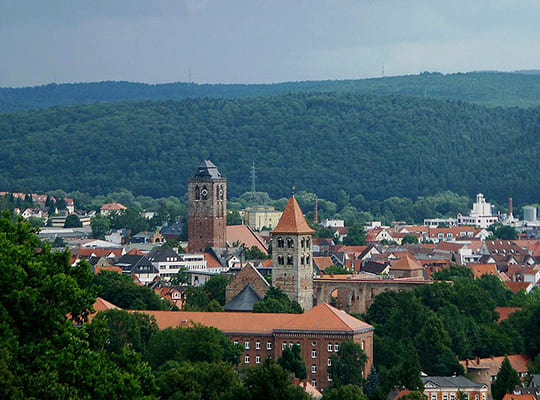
[301, 238, 305, 249]
[306, 255, 310, 264]
[287, 255, 293, 265]
[300, 256, 305, 265]
[277, 255, 284, 265]
[286, 237, 294, 248]
[195, 185, 200, 200]
[277, 237, 284, 248]
[306, 238, 310, 249]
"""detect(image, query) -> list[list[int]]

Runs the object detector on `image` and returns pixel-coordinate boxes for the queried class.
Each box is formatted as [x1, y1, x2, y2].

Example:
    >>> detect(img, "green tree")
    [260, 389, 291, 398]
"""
[91, 214, 111, 239]
[169, 268, 189, 285]
[241, 358, 311, 400]
[323, 265, 351, 275]
[245, 245, 269, 260]
[227, 210, 243, 225]
[253, 286, 303, 314]
[323, 384, 368, 400]
[342, 223, 366, 246]
[329, 340, 368, 388]
[278, 344, 307, 380]
[64, 214, 82, 228]
[491, 357, 520, 400]
[401, 234, 419, 244]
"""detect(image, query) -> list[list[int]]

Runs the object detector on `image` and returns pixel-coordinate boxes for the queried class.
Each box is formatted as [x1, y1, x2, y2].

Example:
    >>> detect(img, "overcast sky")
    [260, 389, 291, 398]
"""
[1, 0, 539, 87]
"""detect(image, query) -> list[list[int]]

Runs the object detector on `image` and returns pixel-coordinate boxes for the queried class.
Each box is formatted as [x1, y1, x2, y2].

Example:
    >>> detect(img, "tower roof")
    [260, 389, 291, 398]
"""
[271, 196, 315, 235]
[193, 160, 222, 179]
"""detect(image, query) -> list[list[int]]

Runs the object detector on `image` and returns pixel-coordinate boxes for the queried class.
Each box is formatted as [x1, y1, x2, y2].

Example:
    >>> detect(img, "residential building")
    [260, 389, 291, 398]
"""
[244, 206, 283, 230]
[421, 376, 488, 400]
[100, 202, 127, 216]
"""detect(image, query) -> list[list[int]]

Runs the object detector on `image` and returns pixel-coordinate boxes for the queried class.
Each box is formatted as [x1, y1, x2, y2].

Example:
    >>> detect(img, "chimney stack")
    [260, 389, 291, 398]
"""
[508, 198, 513, 217]
[314, 198, 318, 224]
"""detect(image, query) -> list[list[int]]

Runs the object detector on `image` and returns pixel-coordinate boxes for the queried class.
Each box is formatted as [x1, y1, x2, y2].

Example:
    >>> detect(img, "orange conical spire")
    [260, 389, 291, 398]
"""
[271, 196, 315, 234]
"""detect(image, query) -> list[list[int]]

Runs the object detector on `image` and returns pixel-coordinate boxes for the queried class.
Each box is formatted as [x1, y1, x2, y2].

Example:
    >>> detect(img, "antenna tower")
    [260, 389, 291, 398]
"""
[250, 160, 256, 193]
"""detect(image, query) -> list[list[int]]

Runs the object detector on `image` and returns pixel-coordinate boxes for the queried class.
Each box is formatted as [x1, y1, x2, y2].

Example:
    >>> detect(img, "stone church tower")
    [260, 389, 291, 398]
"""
[271, 196, 315, 311]
[188, 160, 227, 252]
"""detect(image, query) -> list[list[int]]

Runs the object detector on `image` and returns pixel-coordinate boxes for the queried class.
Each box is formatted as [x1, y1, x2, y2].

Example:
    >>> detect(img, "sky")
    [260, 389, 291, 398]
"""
[1, 0, 539, 87]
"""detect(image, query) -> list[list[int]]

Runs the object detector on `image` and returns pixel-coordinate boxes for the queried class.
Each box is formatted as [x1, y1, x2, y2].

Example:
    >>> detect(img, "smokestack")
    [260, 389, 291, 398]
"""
[508, 198, 513, 217]
[314, 198, 318, 224]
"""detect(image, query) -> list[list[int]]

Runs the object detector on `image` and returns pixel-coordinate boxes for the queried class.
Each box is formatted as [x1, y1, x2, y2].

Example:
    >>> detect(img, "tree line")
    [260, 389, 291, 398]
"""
[0, 93, 538, 207]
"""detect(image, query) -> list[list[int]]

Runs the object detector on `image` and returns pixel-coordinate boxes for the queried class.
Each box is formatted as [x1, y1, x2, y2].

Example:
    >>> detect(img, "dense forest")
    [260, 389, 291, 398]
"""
[0, 92, 539, 205]
[2, 71, 540, 112]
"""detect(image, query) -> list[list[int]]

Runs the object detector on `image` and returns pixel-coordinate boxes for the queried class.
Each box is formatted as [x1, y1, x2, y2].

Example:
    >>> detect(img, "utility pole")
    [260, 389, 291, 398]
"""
[250, 160, 256, 193]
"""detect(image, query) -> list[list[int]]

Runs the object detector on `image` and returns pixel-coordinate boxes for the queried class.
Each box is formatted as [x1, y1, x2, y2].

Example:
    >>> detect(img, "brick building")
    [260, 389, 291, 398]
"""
[422, 376, 488, 400]
[187, 160, 227, 252]
[142, 302, 374, 390]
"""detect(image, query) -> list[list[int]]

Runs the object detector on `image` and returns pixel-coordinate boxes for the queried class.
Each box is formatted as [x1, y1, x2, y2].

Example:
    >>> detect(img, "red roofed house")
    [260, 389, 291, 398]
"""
[141, 302, 374, 390]
[226, 224, 268, 256]
[100, 202, 128, 216]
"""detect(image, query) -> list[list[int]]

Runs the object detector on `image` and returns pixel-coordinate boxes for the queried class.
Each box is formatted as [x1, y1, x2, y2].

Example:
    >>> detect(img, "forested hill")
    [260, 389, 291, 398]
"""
[2, 71, 540, 112]
[0, 92, 539, 204]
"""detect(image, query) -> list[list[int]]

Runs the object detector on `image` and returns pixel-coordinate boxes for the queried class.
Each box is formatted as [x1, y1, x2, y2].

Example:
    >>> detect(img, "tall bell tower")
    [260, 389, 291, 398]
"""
[271, 196, 315, 310]
[188, 160, 227, 252]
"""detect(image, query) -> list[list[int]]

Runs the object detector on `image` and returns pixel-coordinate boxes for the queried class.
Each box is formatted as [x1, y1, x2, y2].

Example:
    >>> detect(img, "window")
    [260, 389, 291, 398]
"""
[300, 256, 305, 265]
[311, 379, 317, 388]
[267, 342, 272, 350]
[245, 341, 250, 350]
[312, 341, 317, 347]
[201, 186, 208, 200]
[256, 355, 261, 364]
[234, 340, 239, 346]
[361, 340, 365, 351]
[450, 394, 455, 400]
[287, 255, 293, 265]
[328, 344, 333, 352]
[245, 355, 250, 364]
[327, 358, 332, 366]
[442, 394, 448, 400]
[328, 375, 332, 381]
[195, 185, 200, 200]
[277, 237, 284, 248]
[286, 237, 294, 248]
[311, 365, 317, 374]
[306, 238, 310, 249]
[256, 341, 261, 350]
[481, 394, 486, 400]
[431, 394, 437, 400]
[277, 255, 284, 265]
[475, 396, 479, 400]
[334, 343, 340, 352]
[311, 350, 317, 358]
[282, 342, 287, 350]
[289, 343, 294, 349]
[306, 255, 310, 264]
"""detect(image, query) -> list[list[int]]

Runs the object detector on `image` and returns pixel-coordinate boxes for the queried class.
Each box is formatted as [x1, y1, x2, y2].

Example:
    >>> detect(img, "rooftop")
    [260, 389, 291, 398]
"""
[271, 196, 315, 235]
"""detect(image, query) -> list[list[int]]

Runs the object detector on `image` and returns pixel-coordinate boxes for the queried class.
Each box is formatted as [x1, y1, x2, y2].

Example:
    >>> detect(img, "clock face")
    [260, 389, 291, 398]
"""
[219, 189, 224, 196]
[201, 188, 208, 197]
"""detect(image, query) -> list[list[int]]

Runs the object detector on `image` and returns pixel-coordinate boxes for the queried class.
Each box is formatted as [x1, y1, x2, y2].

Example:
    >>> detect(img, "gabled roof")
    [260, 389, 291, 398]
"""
[141, 303, 373, 335]
[461, 354, 530, 375]
[504, 281, 533, 293]
[502, 394, 536, 400]
[469, 263, 498, 279]
[275, 303, 374, 333]
[313, 256, 334, 270]
[147, 245, 181, 262]
[227, 225, 268, 254]
[421, 376, 486, 389]
[100, 202, 127, 211]
[193, 160, 222, 179]
[390, 255, 424, 271]
[224, 284, 263, 312]
[271, 196, 315, 235]
[495, 306, 521, 322]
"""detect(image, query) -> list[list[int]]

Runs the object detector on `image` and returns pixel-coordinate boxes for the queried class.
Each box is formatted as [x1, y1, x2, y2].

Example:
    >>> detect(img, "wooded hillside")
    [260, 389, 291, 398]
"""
[0, 93, 538, 204]
[2, 71, 540, 112]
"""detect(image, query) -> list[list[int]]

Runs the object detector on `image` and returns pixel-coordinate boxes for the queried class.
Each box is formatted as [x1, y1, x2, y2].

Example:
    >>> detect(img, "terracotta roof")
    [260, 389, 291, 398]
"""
[495, 307, 521, 322]
[504, 281, 532, 293]
[100, 202, 127, 211]
[390, 255, 424, 271]
[468, 263, 498, 279]
[141, 303, 373, 334]
[93, 297, 121, 312]
[271, 196, 315, 234]
[313, 256, 334, 270]
[74, 247, 123, 259]
[502, 395, 536, 400]
[461, 354, 530, 375]
[436, 241, 468, 252]
[226, 225, 268, 255]
[202, 251, 223, 268]
[94, 266, 122, 275]
[276, 303, 374, 333]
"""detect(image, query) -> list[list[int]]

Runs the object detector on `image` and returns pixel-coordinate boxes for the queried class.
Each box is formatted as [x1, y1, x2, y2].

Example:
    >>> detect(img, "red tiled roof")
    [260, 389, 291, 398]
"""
[313, 256, 334, 269]
[495, 307, 521, 322]
[93, 297, 121, 312]
[504, 281, 532, 293]
[203, 251, 223, 268]
[100, 202, 127, 211]
[271, 196, 314, 234]
[461, 354, 530, 375]
[468, 263, 498, 279]
[226, 225, 268, 255]
[94, 266, 122, 275]
[390, 255, 424, 271]
[502, 394, 536, 400]
[140, 303, 373, 334]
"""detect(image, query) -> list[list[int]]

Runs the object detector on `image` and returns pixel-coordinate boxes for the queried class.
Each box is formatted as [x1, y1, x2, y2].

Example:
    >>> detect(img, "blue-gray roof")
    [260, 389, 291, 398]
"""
[421, 376, 486, 389]
[224, 284, 263, 312]
[193, 160, 222, 179]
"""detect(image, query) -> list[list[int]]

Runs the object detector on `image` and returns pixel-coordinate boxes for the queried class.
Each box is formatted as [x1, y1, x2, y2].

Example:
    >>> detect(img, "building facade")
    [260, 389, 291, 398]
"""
[188, 160, 227, 252]
[142, 302, 374, 390]
[271, 196, 315, 311]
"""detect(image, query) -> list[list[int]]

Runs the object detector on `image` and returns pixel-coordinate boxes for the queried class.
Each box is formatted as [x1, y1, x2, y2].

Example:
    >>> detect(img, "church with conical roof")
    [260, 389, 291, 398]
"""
[271, 196, 315, 310]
